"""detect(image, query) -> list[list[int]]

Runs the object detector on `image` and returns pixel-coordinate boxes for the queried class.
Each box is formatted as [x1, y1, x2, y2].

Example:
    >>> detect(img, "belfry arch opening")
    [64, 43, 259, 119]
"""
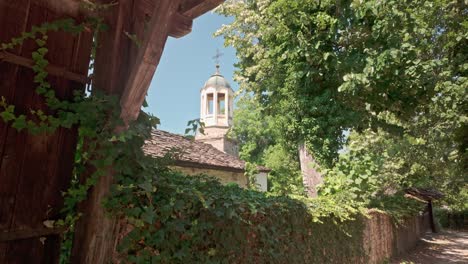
[207, 93, 214, 115]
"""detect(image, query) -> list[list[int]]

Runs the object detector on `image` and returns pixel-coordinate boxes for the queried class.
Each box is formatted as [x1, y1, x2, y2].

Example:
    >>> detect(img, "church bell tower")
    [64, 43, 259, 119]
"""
[195, 63, 238, 156]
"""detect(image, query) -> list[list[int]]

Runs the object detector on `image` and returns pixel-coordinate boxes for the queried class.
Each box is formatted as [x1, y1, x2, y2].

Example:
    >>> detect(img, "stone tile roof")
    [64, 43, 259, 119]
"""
[143, 130, 270, 173]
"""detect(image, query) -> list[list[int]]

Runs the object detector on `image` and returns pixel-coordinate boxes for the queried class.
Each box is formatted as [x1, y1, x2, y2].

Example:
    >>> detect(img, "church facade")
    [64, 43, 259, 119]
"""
[143, 65, 268, 191]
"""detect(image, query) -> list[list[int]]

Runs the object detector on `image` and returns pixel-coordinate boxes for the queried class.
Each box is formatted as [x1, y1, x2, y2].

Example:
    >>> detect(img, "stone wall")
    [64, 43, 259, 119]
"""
[195, 126, 239, 156]
[363, 209, 431, 263]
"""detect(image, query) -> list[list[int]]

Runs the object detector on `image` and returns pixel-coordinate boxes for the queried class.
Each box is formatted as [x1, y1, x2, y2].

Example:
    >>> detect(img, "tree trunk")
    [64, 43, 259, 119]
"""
[298, 142, 323, 197]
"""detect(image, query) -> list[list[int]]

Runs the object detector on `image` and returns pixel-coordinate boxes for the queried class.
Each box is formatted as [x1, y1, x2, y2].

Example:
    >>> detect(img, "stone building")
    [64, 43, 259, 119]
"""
[144, 65, 268, 191]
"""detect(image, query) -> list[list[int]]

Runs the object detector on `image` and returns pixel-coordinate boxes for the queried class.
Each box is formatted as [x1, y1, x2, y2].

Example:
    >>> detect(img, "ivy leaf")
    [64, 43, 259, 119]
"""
[141, 206, 156, 224]
[0, 109, 15, 122]
[12, 115, 27, 131]
[138, 181, 153, 193]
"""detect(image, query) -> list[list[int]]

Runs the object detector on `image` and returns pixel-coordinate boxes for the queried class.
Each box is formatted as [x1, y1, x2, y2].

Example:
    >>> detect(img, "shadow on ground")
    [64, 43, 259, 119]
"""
[392, 230, 468, 264]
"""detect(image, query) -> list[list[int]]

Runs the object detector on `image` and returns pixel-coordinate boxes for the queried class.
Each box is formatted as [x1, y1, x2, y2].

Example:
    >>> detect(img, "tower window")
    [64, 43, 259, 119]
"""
[207, 93, 214, 114]
[218, 93, 226, 115]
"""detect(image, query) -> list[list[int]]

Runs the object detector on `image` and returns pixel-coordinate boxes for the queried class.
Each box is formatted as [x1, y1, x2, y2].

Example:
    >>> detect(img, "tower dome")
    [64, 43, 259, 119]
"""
[199, 65, 234, 128]
[203, 66, 231, 89]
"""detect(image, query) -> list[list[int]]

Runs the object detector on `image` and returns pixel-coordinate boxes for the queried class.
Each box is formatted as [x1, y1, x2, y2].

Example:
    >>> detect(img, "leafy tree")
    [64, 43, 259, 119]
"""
[321, 85, 467, 210]
[229, 94, 303, 195]
[216, 0, 467, 169]
[263, 144, 304, 195]
[217, 0, 466, 206]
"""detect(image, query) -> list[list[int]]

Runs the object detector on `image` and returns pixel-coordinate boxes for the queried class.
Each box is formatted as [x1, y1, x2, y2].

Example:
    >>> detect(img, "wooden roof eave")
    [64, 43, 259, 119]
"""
[119, 0, 224, 126]
[180, 0, 225, 21]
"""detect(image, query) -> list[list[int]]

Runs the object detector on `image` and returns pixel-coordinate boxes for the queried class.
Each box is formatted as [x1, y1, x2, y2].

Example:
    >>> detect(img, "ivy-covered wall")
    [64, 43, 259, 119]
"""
[109, 171, 431, 264]
[110, 172, 367, 263]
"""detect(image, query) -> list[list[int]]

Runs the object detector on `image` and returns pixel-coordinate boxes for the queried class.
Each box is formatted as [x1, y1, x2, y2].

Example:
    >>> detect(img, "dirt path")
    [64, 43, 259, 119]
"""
[392, 230, 468, 264]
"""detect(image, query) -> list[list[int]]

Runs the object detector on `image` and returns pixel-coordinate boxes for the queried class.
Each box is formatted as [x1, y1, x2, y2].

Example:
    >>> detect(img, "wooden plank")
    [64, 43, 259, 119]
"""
[428, 201, 437, 233]
[30, 0, 90, 18]
[0, 0, 31, 235]
[0, 0, 31, 187]
[0, 51, 90, 84]
[0, 0, 34, 261]
[180, 0, 224, 19]
[0, 1, 93, 263]
[91, 0, 134, 95]
[1, 4, 52, 262]
[119, 0, 181, 125]
[0, 227, 65, 242]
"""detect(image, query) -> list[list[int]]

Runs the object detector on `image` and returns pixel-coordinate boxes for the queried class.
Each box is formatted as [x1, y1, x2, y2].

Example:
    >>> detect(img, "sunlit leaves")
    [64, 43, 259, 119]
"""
[217, 0, 467, 169]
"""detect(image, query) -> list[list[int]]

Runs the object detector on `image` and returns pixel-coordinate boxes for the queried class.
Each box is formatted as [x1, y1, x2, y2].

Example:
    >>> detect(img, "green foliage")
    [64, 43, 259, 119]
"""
[319, 144, 383, 204]
[109, 172, 367, 263]
[318, 131, 432, 224]
[184, 118, 205, 136]
[434, 206, 468, 230]
[218, 0, 467, 211]
[216, 0, 467, 169]
[368, 195, 426, 225]
[321, 125, 466, 212]
[263, 144, 303, 195]
[229, 93, 303, 195]
[229, 94, 276, 163]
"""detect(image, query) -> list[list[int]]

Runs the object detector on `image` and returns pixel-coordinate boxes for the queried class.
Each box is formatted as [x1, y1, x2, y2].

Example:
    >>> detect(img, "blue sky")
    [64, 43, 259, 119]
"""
[144, 13, 238, 134]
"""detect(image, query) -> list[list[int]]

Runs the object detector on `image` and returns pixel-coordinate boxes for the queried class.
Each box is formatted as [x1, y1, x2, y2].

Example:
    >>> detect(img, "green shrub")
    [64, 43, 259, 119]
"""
[434, 207, 468, 230]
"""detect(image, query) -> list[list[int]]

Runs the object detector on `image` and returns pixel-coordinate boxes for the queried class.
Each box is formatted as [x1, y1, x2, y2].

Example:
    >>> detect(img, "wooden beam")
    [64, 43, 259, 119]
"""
[169, 12, 193, 38]
[119, 0, 224, 124]
[119, 0, 181, 125]
[0, 227, 65, 242]
[0, 51, 90, 84]
[180, 0, 224, 19]
[32, 0, 93, 18]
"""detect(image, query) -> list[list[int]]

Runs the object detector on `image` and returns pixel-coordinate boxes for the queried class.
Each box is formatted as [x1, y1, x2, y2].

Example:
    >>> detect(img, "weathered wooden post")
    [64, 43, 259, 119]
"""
[70, 1, 224, 263]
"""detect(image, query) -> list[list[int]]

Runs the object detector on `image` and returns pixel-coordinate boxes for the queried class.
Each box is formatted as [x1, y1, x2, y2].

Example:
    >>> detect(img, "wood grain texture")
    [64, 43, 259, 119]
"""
[0, 1, 93, 263]
[0, 227, 65, 242]
[180, 0, 224, 19]
[70, 1, 135, 263]
[119, 0, 181, 124]
[0, 51, 89, 84]
[169, 12, 193, 38]
[90, 0, 134, 95]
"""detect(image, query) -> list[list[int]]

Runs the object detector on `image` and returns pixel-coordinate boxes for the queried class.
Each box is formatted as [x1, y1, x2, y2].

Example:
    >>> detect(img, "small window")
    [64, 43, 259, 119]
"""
[218, 93, 226, 114]
[207, 93, 214, 114]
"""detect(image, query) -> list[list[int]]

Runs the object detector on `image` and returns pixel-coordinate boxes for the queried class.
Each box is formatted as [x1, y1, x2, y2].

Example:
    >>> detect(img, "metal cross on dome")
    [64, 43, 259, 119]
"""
[212, 48, 224, 66]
